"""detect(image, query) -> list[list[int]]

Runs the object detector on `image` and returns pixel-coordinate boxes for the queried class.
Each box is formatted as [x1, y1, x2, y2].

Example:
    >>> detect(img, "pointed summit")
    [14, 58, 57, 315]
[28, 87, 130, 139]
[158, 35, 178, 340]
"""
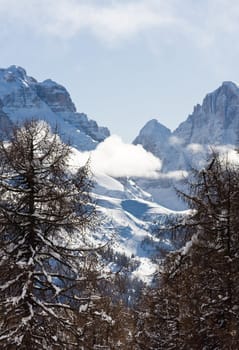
[133, 119, 171, 146]
[4, 65, 27, 79]
[133, 119, 172, 168]
[221, 81, 238, 91]
[0, 65, 110, 150]
[174, 81, 239, 145]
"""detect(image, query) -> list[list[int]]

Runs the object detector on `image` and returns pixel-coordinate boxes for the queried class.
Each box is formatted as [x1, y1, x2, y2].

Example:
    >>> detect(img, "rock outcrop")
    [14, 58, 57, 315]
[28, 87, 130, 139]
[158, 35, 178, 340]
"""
[134, 81, 239, 172]
[174, 81, 239, 145]
[0, 65, 110, 150]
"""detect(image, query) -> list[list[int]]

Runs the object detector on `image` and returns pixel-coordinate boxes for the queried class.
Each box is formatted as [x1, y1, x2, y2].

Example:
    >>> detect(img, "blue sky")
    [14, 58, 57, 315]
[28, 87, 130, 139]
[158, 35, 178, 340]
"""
[0, 0, 239, 141]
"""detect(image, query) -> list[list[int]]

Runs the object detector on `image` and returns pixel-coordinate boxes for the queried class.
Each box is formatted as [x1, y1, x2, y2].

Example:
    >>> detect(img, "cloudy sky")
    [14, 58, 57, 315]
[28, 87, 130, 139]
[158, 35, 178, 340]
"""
[0, 0, 239, 141]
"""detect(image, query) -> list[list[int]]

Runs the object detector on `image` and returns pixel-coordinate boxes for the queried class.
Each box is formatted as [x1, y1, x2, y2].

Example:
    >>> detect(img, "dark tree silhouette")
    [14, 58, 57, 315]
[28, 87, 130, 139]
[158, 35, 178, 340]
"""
[136, 152, 239, 349]
[0, 120, 99, 349]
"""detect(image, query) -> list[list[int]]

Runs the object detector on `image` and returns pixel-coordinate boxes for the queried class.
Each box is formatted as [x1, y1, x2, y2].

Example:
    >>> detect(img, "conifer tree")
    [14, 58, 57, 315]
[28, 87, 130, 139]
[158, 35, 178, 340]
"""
[0, 120, 98, 349]
[137, 153, 239, 349]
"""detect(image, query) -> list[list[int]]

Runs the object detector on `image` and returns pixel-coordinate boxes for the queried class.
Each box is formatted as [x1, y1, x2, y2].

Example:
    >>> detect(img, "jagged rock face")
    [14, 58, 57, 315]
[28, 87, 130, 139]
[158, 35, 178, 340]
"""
[35, 80, 76, 113]
[134, 82, 239, 171]
[0, 66, 180, 275]
[174, 81, 239, 145]
[133, 119, 186, 172]
[133, 119, 171, 157]
[0, 65, 110, 150]
[133, 82, 239, 209]
[63, 112, 110, 142]
[0, 66, 40, 109]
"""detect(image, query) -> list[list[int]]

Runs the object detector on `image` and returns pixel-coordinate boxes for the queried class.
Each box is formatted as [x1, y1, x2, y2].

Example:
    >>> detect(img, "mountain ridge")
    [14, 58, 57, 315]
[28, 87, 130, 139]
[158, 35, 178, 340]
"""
[0, 65, 110, 150]
[0, 65, 238, 280]
[132, 81, 239, 211]
[134, 80, 239, 169]
[0, 65, 182, 281]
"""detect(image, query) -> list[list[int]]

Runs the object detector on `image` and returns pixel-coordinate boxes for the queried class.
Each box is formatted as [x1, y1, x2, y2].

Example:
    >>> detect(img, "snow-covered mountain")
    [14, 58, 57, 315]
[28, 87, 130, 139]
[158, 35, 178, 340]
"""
[89, 170, 181, 282]
[0, 65, 110, 150]
[2, 66, 238, 280]
[134, 81, 239, 161]
[133, 119, 186, 172]
[174, 81, 239, 145]
[133, 81, 239, 210]
[0, 65, 182, 282]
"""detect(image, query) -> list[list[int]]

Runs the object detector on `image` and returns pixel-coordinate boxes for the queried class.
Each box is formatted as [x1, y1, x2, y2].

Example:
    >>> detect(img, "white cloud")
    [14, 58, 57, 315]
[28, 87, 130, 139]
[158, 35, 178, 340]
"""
[186, 143, 205, 153]
[71, 135, 162, 178]
[225, 150, 239, 165]
[0, 0, 238, 49]
[91, 135, 162, 178]
[212, 145, 239, 166]
[169, 135, 184, 146]
[70, 136, 191, 180]
[158, 170, 188, 180]
[0, 0, 176, 43]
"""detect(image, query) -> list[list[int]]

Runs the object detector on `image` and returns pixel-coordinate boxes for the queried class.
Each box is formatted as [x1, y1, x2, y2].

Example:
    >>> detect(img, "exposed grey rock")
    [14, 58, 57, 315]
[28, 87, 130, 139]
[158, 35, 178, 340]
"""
[133, 119, 171, 157]
[0, 65, 110, 150]
[174, 81, 239, 145]
[133, 82, 239, 210]
[134, 81, 239, 172]
[35, 79, 76, 113]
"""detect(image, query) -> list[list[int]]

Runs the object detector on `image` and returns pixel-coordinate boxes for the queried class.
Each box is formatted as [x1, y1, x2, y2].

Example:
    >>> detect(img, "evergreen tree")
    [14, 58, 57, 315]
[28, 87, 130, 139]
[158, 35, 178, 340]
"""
[0, 120, 99, 349]
[137, 153, 239, 349]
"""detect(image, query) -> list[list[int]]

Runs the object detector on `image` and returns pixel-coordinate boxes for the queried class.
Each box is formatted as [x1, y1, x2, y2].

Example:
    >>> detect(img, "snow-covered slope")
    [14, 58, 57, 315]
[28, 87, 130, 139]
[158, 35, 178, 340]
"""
[4, 66, 238, 280]
[70, 149, 184, 282]
[101, 185, 187, 281]
[0, 66, 110, 150]
[0, 65, 182, 281]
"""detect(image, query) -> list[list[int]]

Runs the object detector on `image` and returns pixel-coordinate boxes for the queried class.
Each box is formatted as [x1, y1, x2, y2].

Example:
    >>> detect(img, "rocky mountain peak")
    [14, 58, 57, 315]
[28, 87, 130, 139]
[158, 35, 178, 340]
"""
[221, 80, 238, 91]
[133, 81, 239, 174]
[133, 119, 171, 148]
[201, 81, 239, 115]
[3, 65, 27, 80]
[0, 65, 36, 85]
[0, 66, 110, 150]
[133, 119, 173, 170]
[136, 118, 171, 138]
[173, 81, 239, 145]
[36, 79, 76, 113]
